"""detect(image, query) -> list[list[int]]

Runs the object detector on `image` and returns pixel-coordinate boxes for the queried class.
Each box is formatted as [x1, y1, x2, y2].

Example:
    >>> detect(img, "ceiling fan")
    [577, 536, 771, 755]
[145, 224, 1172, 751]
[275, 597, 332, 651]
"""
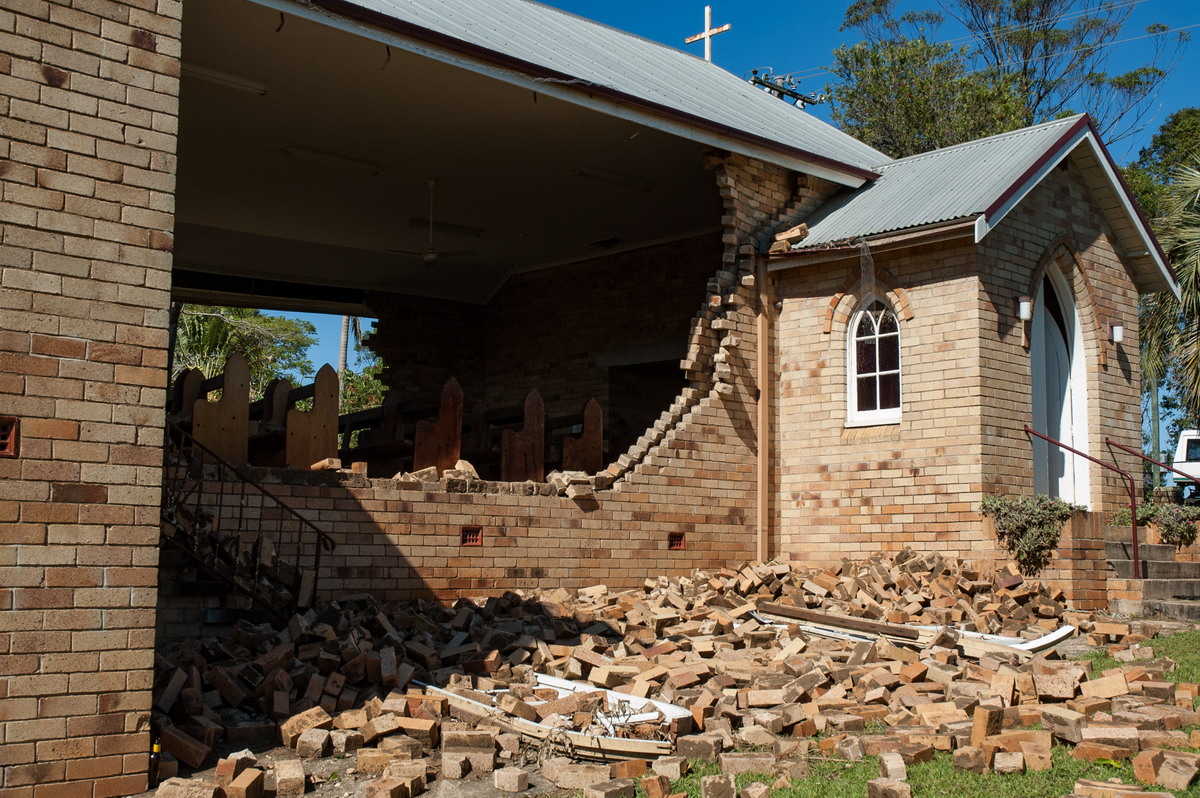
[388, 179, 475, 266]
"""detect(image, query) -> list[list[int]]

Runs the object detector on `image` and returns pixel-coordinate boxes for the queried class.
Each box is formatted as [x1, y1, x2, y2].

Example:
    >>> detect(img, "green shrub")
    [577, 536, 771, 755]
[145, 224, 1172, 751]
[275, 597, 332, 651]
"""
[1110, 502, 1158, 527]
[1153, 504, 1200, 548]
[981, 494, 1083, 576]
[1111, 502, 1200, 548]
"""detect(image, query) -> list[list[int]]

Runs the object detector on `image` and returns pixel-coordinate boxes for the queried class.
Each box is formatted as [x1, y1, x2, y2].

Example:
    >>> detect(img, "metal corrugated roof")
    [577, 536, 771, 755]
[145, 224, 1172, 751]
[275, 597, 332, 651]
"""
[792, 116, 1087, 248]
[306, 0, 891, 175]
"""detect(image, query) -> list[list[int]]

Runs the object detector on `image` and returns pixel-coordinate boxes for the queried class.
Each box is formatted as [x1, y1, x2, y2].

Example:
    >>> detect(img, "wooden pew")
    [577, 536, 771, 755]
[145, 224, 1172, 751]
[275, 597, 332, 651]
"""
[285, 364, 338, 469]
[168, 368, 205, 423]
[501, 389, 544, 482]
[191, 353, 250, 465]
[246, 378, 292, 467]
[412, 378, 463, 475]
[562, 397, 604, 474]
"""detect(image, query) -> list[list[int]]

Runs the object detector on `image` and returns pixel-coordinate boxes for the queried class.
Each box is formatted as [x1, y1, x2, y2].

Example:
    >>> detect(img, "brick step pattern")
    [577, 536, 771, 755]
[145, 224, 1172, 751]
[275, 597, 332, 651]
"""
[1105, 538, 1200, 619]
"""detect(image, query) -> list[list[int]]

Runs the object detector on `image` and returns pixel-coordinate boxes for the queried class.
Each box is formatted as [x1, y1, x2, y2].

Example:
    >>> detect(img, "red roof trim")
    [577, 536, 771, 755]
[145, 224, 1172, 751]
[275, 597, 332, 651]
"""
[982, 116, 1091, 219]
[309, 0, 881, 183]
[1083, 117, 1176, 282]
[983, 114, 1174, 284]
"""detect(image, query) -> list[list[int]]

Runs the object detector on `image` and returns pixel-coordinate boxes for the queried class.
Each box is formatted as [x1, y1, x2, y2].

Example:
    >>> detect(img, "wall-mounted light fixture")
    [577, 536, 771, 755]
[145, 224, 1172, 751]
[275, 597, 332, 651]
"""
[1016, 296, 1033, 321]
[1109, 321, 1125, 344]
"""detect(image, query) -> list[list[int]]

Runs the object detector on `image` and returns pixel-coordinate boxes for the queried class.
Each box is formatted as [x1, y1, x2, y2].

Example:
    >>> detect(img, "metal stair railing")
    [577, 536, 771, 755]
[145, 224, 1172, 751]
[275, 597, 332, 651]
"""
[161, 421, 336, 620]
[1104, 436, 1197, 490]
[1023, 426, 1141, 579]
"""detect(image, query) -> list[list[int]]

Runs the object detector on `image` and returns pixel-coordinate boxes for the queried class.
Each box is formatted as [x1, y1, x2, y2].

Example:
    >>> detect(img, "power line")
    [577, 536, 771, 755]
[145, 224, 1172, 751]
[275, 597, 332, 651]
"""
[772, 13, 1196, 86]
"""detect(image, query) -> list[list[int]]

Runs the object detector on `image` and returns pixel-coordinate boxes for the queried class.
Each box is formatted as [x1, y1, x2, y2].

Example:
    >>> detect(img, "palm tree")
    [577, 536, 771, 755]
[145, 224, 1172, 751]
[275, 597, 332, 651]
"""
[1155, 162, 1200, 416]
[338, 315, 363, 383]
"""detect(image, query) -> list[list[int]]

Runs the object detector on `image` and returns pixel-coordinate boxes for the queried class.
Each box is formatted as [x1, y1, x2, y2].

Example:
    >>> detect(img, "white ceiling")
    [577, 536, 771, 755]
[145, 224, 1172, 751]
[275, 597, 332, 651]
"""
[173, 0, 723, 308]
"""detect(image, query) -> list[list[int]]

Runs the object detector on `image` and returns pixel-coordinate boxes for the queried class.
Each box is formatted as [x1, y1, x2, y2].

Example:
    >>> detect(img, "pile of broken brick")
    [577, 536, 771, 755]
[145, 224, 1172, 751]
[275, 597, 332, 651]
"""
[152, 549, 1199, 798]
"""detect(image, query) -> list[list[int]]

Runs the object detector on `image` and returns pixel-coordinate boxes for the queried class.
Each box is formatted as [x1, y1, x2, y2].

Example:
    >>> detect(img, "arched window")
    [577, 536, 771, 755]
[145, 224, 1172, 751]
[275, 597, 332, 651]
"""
[847, 299, 901, 426]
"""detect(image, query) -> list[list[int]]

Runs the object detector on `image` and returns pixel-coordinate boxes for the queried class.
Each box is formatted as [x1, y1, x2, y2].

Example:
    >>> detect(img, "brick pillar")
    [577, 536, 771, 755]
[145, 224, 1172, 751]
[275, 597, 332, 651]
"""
[0, 1, 179, 795]
[1045, 512, 1108, 611]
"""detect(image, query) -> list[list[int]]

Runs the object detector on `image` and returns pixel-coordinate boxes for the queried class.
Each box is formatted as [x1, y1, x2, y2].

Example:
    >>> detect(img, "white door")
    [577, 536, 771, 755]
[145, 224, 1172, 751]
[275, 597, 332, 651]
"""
[1030, 270, 1089, 505]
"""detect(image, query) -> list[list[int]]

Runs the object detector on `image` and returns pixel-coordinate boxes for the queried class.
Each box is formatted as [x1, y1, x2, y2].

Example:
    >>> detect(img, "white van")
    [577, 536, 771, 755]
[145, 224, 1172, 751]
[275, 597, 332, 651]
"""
[1172, 429, 1200, 486]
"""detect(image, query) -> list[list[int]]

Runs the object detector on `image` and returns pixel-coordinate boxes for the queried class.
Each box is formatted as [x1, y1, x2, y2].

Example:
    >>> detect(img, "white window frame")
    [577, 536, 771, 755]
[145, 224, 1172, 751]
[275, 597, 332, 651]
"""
[846, 297, 902, 427]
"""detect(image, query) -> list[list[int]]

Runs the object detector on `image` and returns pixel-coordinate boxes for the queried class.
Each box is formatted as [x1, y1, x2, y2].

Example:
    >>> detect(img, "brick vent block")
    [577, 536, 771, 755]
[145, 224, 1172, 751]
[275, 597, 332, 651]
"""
[0, 416, 17, 458]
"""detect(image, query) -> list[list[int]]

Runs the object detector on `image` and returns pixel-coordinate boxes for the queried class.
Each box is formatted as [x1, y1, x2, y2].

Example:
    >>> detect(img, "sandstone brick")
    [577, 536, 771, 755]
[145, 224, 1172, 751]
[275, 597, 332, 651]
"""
[582, 777, 636, 798]
[494, 767, 529, 793]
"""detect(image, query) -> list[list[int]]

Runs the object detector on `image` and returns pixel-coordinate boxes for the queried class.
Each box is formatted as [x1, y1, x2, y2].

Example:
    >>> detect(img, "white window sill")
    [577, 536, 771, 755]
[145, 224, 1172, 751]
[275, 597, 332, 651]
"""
[845, 414, 901, 428]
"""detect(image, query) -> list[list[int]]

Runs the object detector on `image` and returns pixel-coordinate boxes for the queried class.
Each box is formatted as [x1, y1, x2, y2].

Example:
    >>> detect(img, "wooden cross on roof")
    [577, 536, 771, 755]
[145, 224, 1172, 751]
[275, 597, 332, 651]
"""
[684, 5, 731, 63]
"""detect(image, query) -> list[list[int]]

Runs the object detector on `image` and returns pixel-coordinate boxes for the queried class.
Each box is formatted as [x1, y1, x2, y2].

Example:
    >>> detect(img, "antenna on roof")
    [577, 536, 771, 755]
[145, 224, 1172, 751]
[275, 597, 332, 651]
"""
[749, 68, 827, 108]
[684, 5, 731, 63]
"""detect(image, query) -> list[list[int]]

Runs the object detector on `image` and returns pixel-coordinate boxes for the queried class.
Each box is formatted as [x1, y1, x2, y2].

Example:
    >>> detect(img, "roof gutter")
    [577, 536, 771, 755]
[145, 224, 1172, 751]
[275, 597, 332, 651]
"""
[767, 217, 978, 271]
[295, 0, 881, 186]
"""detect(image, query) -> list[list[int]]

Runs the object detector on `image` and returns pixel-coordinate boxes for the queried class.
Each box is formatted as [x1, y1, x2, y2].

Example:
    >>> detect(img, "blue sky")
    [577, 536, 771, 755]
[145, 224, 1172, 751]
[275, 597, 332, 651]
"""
[299, 0, 1200, 371]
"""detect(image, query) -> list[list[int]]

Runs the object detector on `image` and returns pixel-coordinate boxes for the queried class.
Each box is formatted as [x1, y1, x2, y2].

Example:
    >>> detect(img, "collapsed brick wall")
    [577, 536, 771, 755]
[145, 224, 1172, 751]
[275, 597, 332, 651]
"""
[167, 154, 819, 606]
[0, 0, 180, 795]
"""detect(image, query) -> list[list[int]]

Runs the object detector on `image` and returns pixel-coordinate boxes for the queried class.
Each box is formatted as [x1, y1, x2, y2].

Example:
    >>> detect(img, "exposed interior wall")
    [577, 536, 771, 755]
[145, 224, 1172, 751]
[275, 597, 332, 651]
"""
[366, 233, 720, 459]
[0, 1, 180, 794]
[773, 236, 994, 570]
[159, 153, 820, 608]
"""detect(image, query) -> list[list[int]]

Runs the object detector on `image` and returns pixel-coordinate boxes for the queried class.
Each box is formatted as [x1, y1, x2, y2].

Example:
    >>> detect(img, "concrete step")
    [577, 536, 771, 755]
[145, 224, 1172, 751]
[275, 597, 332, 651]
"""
[1132, 578, 1200, 601]
[1104, 541, 1179, 562]
[1107, 558, 1200, 580]
[1133, 598, 1200, 622]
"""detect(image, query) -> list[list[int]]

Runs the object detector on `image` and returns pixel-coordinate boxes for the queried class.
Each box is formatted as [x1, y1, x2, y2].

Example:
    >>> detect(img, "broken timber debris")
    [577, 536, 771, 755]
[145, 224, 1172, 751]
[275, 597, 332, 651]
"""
[152, 548, 1195, 797]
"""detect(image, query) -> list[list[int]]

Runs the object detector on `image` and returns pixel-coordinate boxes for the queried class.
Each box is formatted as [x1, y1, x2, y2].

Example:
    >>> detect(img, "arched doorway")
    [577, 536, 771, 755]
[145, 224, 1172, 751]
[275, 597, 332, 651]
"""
[1030, 267, 1089, 505]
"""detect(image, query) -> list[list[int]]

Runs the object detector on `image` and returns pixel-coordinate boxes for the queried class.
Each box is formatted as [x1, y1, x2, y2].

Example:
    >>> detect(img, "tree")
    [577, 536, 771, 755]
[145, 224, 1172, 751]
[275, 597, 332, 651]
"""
[829, 4, 1023, 157]
[1157, 161, 1200, 417]
[339, 337, 387, 416]
[1125, 108, 1200, 221]
[172, 304, 317, 399]
[1124, 109, 1200, 484]
[828, 0, 1187, 157]
[945, 0, 1187, 145]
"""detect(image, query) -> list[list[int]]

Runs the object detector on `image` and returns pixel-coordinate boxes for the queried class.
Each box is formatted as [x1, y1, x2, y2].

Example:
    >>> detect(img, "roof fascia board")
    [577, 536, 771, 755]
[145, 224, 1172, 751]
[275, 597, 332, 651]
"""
[1076, 120, 1178, 296]
[973, 116, 1176, 297]
[769, 217, 977, 272]
[973, 117, 1090, 243]
[253, 0, 874, 188]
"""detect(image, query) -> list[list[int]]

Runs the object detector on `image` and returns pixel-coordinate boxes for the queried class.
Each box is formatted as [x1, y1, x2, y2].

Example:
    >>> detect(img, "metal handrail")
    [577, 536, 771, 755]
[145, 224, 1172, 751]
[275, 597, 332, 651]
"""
[163, 421, 336, 615]
[1104, 436, 1197, 487]
[1023, 426, 1140, 579]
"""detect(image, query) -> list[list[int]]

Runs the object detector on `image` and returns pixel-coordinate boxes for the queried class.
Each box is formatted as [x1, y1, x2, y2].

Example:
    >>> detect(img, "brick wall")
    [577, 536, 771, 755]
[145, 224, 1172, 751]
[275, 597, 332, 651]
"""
[160, 154, 813, 608]
[774, 235, 996, 569]
[0, 0, 179, 795]
[770, 156, 1142, 609]
[367, 233, 719, 424]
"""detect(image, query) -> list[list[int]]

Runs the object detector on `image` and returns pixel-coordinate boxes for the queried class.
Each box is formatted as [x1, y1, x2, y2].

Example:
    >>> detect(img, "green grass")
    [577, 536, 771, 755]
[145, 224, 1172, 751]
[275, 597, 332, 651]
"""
[1078, 647, 1120, 676]
[627, 628, 1200, 798]
[1148, 630, 1200, 684]
[656, 747, 1200, 798]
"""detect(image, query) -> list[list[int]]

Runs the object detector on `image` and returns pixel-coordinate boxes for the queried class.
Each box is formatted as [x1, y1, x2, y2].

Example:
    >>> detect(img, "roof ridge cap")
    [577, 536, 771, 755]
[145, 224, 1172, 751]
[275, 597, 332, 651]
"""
[872, 114, 1087, 170]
